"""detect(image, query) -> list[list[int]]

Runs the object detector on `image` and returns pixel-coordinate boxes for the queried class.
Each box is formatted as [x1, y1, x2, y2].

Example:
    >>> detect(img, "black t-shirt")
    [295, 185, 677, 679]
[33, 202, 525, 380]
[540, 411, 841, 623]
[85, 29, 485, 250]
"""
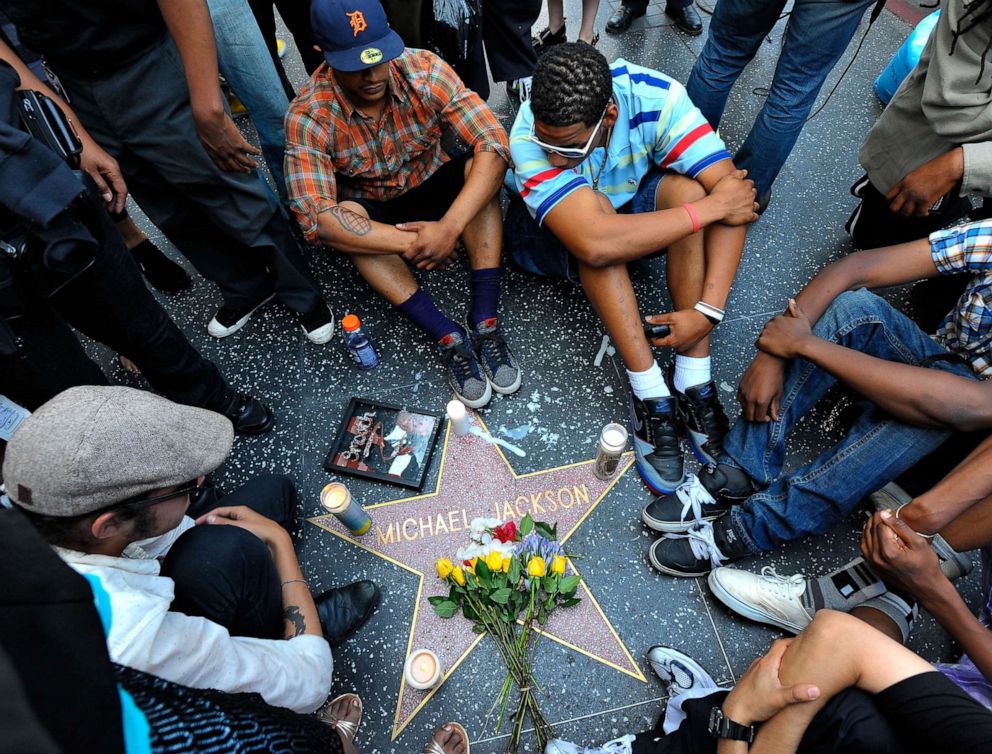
[0, 0, 166, 76]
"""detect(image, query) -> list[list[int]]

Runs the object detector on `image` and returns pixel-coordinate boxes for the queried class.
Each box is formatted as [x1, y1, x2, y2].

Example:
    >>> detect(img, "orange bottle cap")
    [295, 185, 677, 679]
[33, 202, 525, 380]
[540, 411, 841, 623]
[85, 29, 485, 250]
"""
[341, 314, 361, 332]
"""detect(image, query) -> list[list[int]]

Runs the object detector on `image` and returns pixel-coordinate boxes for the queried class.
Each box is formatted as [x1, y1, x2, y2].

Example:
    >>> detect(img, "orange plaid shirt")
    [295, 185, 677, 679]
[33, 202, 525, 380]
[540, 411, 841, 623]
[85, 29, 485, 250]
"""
[285, 49, 510, 242]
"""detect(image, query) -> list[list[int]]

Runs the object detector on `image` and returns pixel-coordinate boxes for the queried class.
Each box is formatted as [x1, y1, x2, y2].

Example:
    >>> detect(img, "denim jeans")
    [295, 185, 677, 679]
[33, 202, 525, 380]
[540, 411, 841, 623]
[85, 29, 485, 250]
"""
[723, 289, 975, 553]
[685, 0, 875, 198]
[207, 0, 291, 202]
[163, 475, 298, 639]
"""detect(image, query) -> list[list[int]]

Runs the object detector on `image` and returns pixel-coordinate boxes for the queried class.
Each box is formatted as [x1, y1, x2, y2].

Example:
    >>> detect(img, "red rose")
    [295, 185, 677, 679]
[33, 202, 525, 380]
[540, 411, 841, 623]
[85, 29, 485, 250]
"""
[494, 520, 518, 543]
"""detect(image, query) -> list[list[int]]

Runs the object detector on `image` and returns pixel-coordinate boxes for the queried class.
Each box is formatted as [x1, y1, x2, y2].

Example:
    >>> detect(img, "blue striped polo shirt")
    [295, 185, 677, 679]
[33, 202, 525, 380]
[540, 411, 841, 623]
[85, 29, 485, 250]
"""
[506, 58, 732, 225]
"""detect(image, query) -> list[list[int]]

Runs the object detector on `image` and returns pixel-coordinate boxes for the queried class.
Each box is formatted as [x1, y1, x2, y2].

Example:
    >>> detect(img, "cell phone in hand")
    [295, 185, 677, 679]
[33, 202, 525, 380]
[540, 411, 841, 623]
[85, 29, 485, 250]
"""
[643, 322, 671, 339]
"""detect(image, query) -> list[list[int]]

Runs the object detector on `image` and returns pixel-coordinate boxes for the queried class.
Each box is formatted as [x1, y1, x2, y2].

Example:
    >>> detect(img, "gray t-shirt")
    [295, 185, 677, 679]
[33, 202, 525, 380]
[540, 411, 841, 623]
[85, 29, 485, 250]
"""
[860, 0, 992, 197]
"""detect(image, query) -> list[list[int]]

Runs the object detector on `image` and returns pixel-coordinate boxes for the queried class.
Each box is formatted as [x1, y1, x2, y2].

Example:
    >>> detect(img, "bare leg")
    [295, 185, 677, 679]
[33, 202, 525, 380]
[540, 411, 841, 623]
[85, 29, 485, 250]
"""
[578, 0, 602, 41]
[547, 0, 566, 32]
[849, 604, 904, 643]
[337, 201, 419, 305]
[461, 160, 503, 272]
[576, 194, 654, 371]
[749, 611, 933, 754]
[938, 493, 992, 552]
[654, 173, 709, 358]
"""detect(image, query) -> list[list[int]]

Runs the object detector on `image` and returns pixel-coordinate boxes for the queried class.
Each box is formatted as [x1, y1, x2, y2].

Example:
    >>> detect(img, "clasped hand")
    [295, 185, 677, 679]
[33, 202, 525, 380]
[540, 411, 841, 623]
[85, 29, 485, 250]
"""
[644, 308, 712, 351]
[396, 219, 461, 270]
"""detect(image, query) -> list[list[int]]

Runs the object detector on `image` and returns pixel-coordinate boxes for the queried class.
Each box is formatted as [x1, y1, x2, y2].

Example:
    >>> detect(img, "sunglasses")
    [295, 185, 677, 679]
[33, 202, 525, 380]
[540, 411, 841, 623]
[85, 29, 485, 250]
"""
[528, 103, 610, 159]
[114, 479, 204, 511]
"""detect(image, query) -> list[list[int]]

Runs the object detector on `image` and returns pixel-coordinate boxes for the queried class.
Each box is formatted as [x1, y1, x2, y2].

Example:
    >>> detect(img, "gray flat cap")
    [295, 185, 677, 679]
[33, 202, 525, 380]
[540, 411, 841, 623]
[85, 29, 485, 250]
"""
[3, 386, 233, 517]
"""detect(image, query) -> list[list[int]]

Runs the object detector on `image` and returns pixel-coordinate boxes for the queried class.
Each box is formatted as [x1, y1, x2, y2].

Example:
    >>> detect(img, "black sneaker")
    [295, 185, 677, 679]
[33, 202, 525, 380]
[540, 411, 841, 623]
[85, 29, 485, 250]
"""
[642, 463, 757, 533]
[207, 293, 276, 338]
[439, 331, 492, 409]
[130, 239, 191, 293]
[218, 391, 275, 435]
[648, 516, 751, 577]
[297, 303, 335, 344]
[673, 379, 730, 466]
[629, 391, 685, 495]
[468, 317, 521, 395]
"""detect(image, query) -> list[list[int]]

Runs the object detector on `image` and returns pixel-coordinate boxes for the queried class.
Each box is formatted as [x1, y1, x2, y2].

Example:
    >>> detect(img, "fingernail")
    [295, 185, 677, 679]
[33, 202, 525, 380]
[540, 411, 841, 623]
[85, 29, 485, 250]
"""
[444, 724, 451, 731]
[880, 510, 892, 520]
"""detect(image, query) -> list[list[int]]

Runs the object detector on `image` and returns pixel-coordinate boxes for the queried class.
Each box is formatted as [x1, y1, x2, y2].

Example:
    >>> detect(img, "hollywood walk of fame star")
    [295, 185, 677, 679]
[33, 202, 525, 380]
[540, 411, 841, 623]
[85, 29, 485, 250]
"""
[309, 412, 645, 740]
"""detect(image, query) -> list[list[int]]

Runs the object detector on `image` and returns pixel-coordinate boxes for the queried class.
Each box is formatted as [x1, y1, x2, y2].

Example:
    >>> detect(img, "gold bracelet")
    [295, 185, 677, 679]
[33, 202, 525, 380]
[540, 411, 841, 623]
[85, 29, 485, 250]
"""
[281, 579, 308, 587]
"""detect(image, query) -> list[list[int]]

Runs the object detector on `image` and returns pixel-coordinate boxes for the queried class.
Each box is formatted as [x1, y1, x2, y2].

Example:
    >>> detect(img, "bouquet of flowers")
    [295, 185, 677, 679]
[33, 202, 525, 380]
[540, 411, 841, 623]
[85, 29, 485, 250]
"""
[431, 514, 581, 753]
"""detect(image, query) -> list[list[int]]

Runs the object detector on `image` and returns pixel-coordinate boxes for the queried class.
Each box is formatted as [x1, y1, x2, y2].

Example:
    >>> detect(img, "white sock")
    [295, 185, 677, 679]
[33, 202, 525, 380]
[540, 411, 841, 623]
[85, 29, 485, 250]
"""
[626, 362, 670, 399]
[673, 355, 711, 393]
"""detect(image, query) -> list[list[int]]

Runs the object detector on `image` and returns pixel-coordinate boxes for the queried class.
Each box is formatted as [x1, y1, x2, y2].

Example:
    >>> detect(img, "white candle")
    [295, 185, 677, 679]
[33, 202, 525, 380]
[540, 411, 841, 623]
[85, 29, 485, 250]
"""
[446, 399, 469, 436]
[404, 649, 441, 689]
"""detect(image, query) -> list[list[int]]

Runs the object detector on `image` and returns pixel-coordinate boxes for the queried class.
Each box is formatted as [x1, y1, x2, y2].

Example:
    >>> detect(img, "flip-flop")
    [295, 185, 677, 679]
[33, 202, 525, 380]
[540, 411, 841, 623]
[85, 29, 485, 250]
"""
[318, 693, 363, 742]
[424, 722, 470, 754]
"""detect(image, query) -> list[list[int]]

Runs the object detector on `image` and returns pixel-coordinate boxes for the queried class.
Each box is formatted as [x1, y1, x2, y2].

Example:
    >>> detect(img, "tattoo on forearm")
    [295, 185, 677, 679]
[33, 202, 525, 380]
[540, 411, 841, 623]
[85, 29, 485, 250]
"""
[329, 205, 372, 236]
[283, 605, 307, 637]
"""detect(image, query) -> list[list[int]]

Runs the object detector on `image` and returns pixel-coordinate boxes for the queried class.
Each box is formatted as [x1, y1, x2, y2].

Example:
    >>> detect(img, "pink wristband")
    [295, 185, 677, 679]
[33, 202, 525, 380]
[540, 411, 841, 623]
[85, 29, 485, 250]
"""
[682, 203, 700, 234]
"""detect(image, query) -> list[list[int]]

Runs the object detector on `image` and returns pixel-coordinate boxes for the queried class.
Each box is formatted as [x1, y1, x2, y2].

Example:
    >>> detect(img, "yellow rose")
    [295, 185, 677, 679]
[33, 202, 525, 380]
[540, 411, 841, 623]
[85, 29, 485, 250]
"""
[500, 555, 512, 573]
[551, 554, 566, 576]
[435, 557, 454, 580]
[527, 556, 546, 578]
[468, 556, 479, 574]
[451, 567, 466, 586]
[485, 550, 504, 572]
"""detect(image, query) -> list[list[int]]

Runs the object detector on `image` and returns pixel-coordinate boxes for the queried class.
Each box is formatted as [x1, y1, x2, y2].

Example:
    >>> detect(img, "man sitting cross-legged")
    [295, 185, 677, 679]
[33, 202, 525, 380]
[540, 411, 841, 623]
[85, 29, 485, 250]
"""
[708, 435, 992, 712]
[285, 0, 519, 409]
[645, 220, 992, 577]
[504, 43, 758, 495]
[4, 386, 379, 714]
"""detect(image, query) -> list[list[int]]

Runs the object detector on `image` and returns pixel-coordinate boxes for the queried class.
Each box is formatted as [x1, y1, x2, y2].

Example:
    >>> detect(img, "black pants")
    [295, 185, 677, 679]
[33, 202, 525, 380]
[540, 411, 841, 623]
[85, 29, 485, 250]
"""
[247, 0, 324, 99]
[51, 37, 323, 314]
[631, 688, 909, 754]
[162, 474, 298, 640]
[0, 205, 231, 413]
[623, 0, 692, 12]
[455, 0, 543, 98]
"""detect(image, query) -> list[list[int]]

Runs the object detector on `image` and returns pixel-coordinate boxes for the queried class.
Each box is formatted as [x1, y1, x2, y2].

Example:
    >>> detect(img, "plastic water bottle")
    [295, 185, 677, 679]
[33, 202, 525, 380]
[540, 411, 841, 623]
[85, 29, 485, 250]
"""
[341, 314, 379, 370]
[874, 11, 940, 105]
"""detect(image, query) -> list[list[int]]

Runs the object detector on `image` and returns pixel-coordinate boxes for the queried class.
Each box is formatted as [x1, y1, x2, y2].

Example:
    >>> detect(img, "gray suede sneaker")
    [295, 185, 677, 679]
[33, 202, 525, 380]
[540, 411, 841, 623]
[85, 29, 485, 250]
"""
[439, 331, 491, 409]
[468, 318, 521, 395]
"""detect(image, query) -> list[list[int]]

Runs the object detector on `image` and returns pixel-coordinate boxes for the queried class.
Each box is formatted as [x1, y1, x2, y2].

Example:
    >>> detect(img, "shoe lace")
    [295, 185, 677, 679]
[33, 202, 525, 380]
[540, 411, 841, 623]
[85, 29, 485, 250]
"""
[671, 523, 727, 567]
[442, 342, 480, 385]
[759, 566, 806, 599]
[476, 328, 511, 372]
[674, 474, 717, 525]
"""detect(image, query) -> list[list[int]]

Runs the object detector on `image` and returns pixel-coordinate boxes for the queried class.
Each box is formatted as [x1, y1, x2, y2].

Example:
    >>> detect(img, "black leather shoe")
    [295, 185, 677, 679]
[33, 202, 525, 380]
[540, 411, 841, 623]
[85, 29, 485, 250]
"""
[606, 4, 644, 33]
[315, 580, 380, 646]
[220, 392, 275, 435]
[666, 3, 703, 35]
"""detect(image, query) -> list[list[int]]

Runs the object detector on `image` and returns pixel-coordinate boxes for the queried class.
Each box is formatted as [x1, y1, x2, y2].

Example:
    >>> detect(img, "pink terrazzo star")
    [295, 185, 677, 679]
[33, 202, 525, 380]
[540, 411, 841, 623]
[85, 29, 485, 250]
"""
[309, 412, 645, 740]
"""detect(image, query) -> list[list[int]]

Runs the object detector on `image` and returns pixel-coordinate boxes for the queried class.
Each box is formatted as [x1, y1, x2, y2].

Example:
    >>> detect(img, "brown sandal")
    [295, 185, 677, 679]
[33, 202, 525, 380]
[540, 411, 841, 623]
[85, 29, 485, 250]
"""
[423, 722, 470, 754]
[317, 693, 363, 742]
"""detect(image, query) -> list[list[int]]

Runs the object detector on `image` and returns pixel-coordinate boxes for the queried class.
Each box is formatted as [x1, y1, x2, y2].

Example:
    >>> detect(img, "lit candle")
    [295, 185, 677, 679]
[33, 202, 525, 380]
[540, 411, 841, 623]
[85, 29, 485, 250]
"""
[446, 399, 469, 436]
[404, 648, 441, 690]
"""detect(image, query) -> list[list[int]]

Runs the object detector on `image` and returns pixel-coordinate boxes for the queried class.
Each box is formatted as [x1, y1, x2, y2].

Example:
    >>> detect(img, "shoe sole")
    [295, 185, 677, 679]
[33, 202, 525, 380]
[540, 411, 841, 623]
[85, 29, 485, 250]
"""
[641, 503, 723, 534]
[207, 293, 276, 338]
[647, 538, 710, 578]
[707, 570, 806, 634]
[455, 380, 493, 410]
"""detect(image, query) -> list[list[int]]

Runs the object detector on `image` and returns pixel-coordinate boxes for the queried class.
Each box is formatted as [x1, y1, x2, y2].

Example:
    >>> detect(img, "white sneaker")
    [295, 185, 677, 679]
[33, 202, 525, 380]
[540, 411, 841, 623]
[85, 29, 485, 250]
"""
[545, 736, 635, 754]
[708, 566, 813, 634]
[207, 293, 276, 338]
[509, 76, 532, 103]
[645, 645, 716, 695]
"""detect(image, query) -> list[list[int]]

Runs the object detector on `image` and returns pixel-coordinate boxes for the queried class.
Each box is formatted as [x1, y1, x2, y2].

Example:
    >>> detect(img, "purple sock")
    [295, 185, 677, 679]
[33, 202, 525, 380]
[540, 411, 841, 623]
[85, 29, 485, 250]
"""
[469, 267, 502, 327]
[397, 288, 462, 342]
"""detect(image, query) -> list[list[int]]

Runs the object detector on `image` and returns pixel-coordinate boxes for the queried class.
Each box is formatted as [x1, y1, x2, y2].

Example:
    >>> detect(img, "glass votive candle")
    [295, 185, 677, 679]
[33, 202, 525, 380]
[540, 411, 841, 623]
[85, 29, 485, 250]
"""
[403, 648, 441, 690]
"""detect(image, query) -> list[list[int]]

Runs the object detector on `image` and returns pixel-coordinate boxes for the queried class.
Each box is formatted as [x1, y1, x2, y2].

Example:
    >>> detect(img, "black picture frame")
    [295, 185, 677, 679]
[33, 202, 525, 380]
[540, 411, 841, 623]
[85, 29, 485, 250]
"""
[323, 397, 443, 490]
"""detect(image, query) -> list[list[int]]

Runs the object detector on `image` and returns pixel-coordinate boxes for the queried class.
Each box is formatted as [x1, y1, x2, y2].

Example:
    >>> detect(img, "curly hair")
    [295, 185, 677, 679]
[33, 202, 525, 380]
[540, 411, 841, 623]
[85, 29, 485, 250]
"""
[530, 42, 613, 127]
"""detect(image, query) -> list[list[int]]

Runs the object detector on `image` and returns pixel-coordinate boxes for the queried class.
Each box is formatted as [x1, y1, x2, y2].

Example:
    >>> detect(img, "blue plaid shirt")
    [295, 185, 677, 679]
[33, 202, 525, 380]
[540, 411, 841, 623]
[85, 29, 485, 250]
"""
[930, 220, 992, 378]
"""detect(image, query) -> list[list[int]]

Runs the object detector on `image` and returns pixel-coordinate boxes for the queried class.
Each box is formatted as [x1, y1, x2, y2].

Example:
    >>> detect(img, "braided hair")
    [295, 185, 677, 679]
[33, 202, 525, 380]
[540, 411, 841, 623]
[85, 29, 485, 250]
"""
[530, 42, 613, 127]
[949, 0, 992, 92]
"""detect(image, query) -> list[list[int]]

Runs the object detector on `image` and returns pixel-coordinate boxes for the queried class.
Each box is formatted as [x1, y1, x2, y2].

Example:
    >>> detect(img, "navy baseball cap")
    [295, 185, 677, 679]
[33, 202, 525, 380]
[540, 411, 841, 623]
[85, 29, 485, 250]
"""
[311, 0, 405, 72]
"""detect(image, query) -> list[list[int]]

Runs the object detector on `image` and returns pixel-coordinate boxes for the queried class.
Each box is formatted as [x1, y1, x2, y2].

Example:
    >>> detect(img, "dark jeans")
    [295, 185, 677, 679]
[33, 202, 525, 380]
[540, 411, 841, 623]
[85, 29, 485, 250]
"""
[51, 37, 323, 314]
[162, 474, 298, 640]
[0, 203, 231, 412]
